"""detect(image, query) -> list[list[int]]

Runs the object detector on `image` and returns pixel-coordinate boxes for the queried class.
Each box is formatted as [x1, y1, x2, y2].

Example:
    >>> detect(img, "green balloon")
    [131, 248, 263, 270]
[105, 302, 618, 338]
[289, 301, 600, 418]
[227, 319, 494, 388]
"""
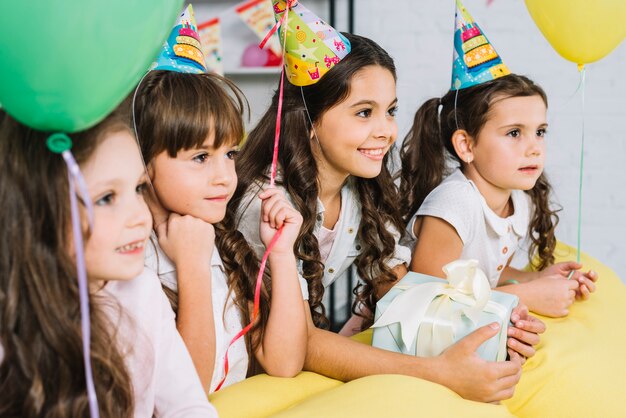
[0, 0, 184, 132]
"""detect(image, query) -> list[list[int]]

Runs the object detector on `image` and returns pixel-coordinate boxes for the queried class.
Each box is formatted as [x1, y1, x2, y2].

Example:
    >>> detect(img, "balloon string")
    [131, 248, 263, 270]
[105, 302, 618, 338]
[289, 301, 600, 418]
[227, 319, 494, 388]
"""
[62, 151, 99, 418]
[213, 227, 283, 392]
[270, 69, 285, 187]
[215, 3, 289, 391]
[259, 0, 295, 50]
[575, 66, 586, 264]
[268, 0, 290, 187]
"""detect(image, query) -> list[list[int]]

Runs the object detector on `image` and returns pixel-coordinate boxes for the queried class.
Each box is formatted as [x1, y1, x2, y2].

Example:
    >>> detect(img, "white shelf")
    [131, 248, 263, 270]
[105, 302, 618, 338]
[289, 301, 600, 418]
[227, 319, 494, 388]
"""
[225, 66, 282, 76]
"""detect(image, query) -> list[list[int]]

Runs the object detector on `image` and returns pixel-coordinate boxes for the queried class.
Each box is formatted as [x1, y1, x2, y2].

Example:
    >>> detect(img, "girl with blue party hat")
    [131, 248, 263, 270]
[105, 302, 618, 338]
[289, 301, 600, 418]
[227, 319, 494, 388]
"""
[136, 5, 307, 394]
[0, 100, 216, 417]
[232, 0, 540, 403]
[399, 0, 598, 318]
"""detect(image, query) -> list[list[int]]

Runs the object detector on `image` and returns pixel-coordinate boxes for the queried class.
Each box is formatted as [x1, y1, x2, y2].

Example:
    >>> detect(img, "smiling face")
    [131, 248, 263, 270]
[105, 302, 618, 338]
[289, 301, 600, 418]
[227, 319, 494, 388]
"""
[81, 130, 152, 283]
[312, 65, 398, 181]
[465, 94, 547, 194]
[149, 134, 239, 224]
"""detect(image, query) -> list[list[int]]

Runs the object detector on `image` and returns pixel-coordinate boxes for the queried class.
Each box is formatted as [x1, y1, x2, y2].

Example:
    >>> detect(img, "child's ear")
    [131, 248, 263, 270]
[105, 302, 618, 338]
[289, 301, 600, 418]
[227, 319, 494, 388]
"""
[451, 129, 475, 164]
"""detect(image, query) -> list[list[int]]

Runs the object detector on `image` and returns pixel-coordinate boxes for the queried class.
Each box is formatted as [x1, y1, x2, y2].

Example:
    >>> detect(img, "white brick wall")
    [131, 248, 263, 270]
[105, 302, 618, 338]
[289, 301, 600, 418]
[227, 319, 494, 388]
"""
[197, 0, 626, 282]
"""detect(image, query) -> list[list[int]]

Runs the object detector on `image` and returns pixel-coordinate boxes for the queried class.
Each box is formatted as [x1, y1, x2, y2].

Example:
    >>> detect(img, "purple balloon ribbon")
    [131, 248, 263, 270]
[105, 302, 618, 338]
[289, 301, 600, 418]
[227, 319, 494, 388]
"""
[62, 150, 99, 418]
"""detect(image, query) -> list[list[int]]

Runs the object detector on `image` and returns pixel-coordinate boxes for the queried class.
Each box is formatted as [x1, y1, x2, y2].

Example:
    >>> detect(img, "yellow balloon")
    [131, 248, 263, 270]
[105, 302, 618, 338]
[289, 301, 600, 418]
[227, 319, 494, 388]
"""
[525, 0, 626, 65]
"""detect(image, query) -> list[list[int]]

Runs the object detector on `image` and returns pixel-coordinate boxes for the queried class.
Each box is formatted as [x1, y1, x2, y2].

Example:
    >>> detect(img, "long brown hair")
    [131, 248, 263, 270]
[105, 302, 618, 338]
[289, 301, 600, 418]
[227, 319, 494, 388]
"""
[133, 70, 271, 365]
[230, 33, 403, 328]
[399, 74, 559, 270]
[0, 107, 134, 416]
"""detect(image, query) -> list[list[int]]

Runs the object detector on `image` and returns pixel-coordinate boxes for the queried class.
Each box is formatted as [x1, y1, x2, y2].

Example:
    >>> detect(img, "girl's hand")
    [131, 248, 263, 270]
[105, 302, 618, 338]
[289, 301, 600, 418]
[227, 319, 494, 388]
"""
[569, 269, 598, 301]
[506, 303, 545, 361]
[258, 188, 303, 255]
[155, 213, 215, 269]
[437, 323, 522, 402]
[539, 261, 582, 280]
[540, 261, 598, 301]
[522, 277, 579, 317]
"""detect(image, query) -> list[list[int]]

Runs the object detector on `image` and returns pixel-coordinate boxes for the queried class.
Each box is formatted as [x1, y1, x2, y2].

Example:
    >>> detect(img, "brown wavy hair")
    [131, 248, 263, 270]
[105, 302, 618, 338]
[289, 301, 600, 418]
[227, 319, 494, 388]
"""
[399, 74, 559, 270]
[133, 70, 271, 367]
[229, 33, 403, 329]
[0, 107, 134, 416]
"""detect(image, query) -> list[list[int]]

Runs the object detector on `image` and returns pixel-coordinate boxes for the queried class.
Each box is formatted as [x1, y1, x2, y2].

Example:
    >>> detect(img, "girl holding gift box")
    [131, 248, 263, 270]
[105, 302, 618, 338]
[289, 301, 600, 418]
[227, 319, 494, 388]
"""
[134, 6, 307, 394]
[399, 0, 597, 318]
[0, 103, 216, 417]
[232, 14, 543, 400]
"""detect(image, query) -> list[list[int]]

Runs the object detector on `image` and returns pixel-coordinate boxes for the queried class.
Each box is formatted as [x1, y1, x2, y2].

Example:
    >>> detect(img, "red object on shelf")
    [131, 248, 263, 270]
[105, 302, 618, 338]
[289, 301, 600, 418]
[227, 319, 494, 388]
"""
[265, 49, 282, 67]
[241, 43, 269, 67]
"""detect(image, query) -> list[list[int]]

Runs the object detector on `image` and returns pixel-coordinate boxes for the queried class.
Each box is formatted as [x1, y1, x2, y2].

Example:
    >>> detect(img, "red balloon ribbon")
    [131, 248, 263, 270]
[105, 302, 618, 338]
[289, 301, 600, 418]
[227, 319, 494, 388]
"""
[215, 6, 291, 390]
[214, 226, 283, 392]
[259, 0, 297, 51]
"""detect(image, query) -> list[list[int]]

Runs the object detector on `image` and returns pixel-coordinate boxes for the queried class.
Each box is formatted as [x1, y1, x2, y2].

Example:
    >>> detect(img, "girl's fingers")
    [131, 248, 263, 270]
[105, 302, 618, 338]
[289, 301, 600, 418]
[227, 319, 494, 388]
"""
[261, 193, 285, 223]
[258, 187, 285, 200]
[263, 199, 289, 229]
[563, 261, 582, 271]
[507, 339, 534, 360]
[580, 285, 590, 300]
[508, 349, 526, 366]
[508, 326, 540, 346]
[267, 200, 286, 225]
[275, 208, 288, 229]
[581, 277, 596, 293]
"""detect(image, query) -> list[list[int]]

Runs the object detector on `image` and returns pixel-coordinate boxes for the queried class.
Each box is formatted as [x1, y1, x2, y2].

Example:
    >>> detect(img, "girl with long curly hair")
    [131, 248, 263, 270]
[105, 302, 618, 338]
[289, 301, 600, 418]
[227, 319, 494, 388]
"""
[231, 33, 542, 403]
[134, 70, 307, 394]
[232, 32, 410, 333]
[399, 73, 598, 317]
[0, 103, 215, 417]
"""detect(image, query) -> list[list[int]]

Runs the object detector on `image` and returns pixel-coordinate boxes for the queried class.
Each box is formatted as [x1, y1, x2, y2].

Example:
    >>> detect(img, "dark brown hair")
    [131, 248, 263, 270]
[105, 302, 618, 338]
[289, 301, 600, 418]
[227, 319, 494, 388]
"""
[133, 71, 271, 365]
[0, 105, 134, 417]
[230, 33, 403, 328]
[399, 74, 559, 269]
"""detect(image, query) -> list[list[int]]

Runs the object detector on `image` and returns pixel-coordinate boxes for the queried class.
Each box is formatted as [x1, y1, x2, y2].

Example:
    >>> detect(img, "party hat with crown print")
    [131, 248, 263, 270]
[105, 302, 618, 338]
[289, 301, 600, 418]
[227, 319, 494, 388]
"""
[451, 0, 510, 90]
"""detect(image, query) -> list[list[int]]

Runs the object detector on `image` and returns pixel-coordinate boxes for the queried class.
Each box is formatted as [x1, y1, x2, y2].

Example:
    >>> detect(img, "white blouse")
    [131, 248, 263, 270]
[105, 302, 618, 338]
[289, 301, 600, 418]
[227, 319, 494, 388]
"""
[236, 176, 411, 315]
[145, 239, 248, 393]
[102, 270, 217, 417]
[406, 169, 532, 287]
[0, 270, 217, 417]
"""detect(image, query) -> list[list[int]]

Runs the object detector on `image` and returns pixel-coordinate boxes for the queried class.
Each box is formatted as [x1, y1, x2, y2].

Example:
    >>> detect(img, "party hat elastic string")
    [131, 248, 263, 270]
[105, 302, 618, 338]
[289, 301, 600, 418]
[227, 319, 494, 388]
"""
[47, 133, 99, 418]
[453, 89, 460, 132]
[131, 71, 158, 196]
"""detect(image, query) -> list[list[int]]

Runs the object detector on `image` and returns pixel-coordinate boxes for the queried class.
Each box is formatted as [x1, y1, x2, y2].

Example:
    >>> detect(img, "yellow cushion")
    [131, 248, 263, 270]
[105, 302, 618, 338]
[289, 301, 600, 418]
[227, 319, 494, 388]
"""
[273, 375, 513, 418]
[502, 241, 626, 417]
[209, 372, 341, 418]
[210, 241, 626, 417]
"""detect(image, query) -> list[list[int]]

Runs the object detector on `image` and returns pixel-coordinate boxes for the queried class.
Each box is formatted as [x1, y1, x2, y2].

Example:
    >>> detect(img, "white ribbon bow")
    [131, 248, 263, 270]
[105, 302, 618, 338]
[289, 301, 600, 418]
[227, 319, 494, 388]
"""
[372, 259, 509, 359]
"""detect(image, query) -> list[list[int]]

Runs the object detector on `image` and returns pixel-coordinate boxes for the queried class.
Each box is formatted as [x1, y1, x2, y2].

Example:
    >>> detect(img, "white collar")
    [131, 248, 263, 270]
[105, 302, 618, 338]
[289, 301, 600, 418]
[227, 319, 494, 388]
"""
[454, 170, 529, 237]
[477, 188, 529, 237]
[146, 232, 224, 277]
